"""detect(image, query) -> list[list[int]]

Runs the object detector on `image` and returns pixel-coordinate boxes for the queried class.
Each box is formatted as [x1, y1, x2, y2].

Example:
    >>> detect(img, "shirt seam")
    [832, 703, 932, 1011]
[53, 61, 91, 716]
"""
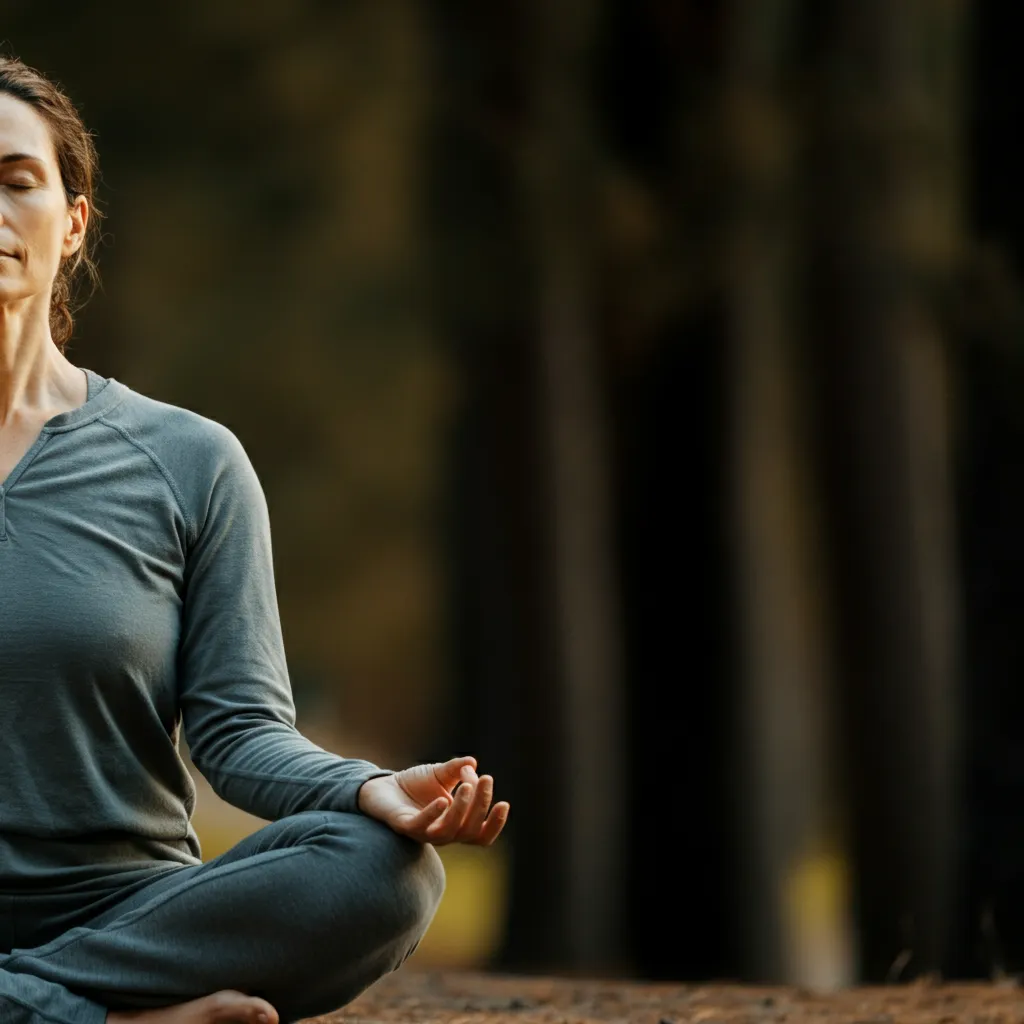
[95, 417, 197, 544]
[39, 385, 128, 434]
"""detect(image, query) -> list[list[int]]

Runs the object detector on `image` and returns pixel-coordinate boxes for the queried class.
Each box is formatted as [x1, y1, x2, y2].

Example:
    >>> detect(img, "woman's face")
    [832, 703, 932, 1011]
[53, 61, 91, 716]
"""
[0, 92, 87, 316]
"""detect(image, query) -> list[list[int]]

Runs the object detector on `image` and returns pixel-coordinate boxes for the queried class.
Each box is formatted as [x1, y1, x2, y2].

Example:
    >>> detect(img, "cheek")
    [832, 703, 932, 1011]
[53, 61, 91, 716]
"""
[16, 200, 69, 271]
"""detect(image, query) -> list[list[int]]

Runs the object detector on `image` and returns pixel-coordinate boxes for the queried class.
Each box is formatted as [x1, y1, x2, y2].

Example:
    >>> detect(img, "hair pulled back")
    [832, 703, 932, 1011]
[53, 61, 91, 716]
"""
[0, 54, 101, 349]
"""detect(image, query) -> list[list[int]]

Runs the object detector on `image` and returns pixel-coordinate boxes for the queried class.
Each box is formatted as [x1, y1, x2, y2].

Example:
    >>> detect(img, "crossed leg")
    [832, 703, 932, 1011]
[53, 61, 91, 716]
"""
[0, 810, 446, 1024]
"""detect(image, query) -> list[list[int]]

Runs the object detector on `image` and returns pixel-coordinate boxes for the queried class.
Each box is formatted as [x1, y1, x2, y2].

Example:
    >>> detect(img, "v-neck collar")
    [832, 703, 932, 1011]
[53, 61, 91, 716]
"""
[38, 368, 127, 434]
[0, 368, 128, 497]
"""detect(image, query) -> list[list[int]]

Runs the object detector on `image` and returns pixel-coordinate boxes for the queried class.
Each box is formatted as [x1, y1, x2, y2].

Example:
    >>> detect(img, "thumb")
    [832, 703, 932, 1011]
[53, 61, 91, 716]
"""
[436, 755, 477, 789]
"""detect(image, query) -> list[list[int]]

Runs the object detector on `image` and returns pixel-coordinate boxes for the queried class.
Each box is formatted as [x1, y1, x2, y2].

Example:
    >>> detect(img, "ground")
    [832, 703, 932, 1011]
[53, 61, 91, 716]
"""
[303, 970, 1024, 1024]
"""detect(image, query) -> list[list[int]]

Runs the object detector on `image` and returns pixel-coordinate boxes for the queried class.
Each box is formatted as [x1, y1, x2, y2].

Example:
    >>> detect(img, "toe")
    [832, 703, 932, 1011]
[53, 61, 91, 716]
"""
[206, 990, 278, 1023]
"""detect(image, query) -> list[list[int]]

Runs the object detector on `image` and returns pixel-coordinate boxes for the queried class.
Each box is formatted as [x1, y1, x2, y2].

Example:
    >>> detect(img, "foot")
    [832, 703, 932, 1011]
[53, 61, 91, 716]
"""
[106, 989, 279, 1024]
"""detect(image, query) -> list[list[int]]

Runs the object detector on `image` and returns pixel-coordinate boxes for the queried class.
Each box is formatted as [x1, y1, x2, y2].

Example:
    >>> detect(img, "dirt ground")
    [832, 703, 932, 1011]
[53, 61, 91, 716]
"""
[305, 969, 1024, 1024]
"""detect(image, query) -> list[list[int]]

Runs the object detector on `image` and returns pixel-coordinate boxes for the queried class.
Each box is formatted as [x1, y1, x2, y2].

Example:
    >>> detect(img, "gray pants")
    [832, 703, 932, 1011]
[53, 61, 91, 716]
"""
[0, 810, 447, 1024]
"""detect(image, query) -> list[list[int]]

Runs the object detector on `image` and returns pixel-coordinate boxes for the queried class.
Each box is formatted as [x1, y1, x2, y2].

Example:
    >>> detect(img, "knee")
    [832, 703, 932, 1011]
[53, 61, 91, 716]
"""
[402, 837, 447, 933]
[317, 810, 446, 937]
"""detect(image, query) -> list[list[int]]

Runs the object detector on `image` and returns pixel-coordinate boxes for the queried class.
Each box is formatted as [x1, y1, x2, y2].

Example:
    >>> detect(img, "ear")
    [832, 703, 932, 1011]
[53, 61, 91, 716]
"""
[61, 195, 89, 260]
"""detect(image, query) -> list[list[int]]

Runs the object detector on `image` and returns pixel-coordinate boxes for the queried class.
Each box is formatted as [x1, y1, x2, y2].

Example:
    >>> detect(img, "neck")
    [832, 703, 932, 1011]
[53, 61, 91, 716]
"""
[0, 297, 78, 427]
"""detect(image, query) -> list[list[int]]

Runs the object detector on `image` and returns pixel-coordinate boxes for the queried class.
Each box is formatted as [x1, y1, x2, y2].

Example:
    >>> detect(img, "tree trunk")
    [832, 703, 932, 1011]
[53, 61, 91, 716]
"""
[426, 0, 626, 974]
[519, 0, 628, 975]
[723, 0, 853, 986]
[807, 0, 966, 981]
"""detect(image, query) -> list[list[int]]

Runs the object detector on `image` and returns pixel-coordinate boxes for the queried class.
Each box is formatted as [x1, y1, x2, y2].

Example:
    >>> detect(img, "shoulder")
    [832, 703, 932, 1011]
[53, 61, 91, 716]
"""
[101, 379, 266, 536]
[101, 379, 252, 476]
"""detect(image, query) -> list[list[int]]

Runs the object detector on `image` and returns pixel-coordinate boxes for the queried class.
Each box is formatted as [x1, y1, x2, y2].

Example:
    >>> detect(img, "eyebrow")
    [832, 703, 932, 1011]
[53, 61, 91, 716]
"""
[0, 152, 44, 166]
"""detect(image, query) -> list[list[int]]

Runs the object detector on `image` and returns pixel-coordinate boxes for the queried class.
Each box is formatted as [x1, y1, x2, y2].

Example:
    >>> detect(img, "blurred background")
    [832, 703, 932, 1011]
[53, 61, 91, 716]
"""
[8, 0, 1024, 990]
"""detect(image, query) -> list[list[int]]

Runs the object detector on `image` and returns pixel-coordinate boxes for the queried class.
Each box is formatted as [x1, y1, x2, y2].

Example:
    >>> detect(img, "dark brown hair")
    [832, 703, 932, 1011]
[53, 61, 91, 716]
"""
[0, 55, 102, 349]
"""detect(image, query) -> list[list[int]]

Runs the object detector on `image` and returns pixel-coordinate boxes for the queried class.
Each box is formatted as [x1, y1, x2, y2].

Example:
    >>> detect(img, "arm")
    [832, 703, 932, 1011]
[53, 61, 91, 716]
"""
[177, 426, 394, 819]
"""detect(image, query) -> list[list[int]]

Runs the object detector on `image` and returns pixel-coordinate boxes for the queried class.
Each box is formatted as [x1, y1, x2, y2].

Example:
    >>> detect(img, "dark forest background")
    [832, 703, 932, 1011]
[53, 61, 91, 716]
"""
[9, 0, 1024, 986]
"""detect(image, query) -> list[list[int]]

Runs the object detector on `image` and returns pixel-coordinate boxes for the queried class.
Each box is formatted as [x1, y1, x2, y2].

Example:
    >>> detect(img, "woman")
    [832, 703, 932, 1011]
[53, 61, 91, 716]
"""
[0, 55, 509, 1024]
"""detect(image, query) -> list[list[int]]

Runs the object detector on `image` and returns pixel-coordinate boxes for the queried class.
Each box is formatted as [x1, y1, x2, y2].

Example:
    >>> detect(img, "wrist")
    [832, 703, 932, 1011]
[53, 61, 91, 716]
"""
[357, 772, 393, 813]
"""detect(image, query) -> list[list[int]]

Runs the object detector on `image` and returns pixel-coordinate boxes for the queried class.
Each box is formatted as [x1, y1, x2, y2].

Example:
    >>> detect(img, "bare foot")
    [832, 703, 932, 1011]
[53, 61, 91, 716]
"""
[106, 989, 279, 1024]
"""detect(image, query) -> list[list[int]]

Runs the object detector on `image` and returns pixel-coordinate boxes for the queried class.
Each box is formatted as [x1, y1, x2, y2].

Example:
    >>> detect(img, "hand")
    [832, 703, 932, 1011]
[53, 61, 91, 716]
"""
[357, 755, 510, 846]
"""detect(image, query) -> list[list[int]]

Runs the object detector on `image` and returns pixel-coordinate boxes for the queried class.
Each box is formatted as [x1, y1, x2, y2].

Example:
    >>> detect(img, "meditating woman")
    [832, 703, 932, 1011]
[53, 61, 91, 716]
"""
[0, 55, 509, 1024]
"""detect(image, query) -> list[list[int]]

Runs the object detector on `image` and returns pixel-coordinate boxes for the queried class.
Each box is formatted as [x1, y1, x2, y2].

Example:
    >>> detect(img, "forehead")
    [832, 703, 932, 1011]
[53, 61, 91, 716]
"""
[0, 91, 57, 165]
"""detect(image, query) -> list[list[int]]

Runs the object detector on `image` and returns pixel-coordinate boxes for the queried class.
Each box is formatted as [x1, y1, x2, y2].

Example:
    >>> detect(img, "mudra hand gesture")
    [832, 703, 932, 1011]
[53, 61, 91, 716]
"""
[358, 755, 509, 846]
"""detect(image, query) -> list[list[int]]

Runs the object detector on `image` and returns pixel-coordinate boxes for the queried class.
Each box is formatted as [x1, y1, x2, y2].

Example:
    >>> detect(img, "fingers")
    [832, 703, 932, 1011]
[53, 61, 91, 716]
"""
[393, 756, 509, 846]
[478, 801, 510, 846]
[426, 775, 477, 843]
[433, 755, 478, 791]
[459, 773, 493, 835]
[426, 773, 510, 846]
[403, 795, 450, 835]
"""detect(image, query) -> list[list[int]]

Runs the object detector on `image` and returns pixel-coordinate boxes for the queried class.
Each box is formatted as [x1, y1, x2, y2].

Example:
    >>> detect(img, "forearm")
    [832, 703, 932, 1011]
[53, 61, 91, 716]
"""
[191, 720, 395, 819]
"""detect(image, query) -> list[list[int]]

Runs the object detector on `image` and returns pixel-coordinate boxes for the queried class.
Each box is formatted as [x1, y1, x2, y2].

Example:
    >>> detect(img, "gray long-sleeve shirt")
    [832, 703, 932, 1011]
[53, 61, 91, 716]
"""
[0, 368, 395, 891]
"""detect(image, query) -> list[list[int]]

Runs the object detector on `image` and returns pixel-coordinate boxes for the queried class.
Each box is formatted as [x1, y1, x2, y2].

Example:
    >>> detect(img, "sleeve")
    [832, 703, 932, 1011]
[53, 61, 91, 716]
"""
[177, 425, 395, 819]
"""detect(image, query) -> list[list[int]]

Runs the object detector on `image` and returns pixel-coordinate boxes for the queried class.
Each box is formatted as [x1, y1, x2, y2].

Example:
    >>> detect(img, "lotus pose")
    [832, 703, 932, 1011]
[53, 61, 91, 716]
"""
[0, 55, 508, 1024]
